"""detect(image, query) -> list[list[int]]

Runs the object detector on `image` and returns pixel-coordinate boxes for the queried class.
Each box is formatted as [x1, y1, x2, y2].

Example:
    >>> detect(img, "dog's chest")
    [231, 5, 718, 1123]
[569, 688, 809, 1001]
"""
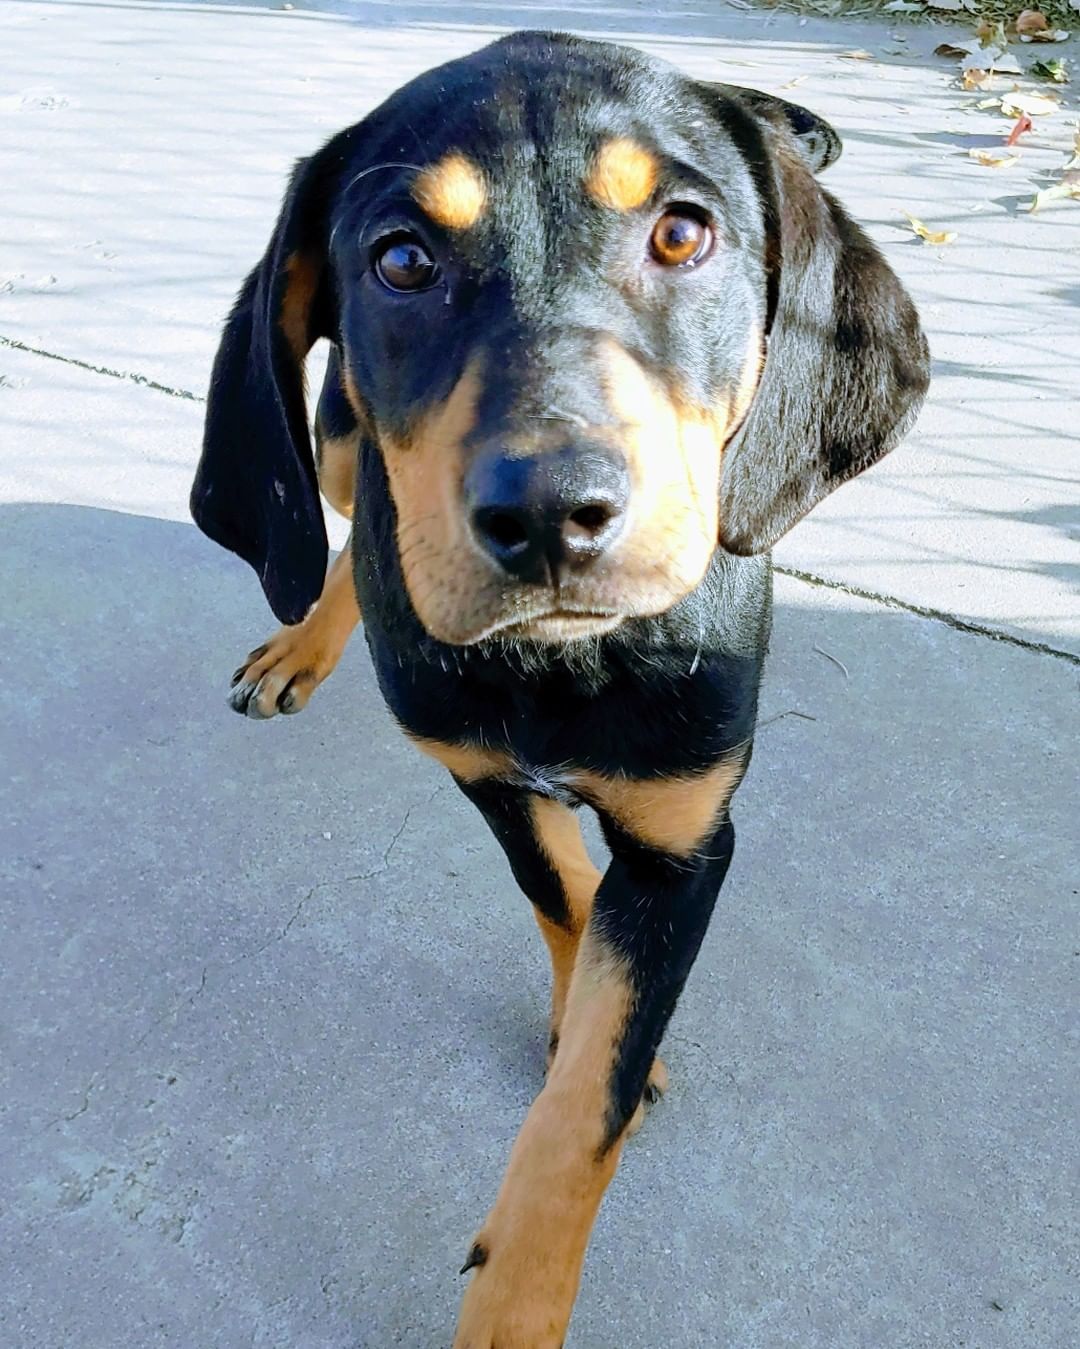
[504, 757, 581, 804]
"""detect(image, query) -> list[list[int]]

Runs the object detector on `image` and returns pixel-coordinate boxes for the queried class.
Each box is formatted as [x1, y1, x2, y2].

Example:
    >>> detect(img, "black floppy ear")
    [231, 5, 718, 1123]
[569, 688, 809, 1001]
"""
[708, 84, 842, 175]
[705, 89, 930, 556]
[191, 154, 335, 624]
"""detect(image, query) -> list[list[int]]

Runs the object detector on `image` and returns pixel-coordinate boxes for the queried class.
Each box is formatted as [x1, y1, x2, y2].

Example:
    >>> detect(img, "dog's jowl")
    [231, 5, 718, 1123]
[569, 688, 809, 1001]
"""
[192, 30, 929, 1348]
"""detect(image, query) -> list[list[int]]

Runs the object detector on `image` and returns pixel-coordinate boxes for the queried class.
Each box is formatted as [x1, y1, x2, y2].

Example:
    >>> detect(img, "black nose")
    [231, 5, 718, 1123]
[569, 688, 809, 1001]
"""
[465, 444, 629, 583]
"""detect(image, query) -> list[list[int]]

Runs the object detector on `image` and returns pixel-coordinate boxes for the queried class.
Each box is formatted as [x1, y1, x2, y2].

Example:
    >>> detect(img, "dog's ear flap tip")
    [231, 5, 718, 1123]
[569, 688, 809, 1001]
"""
[263, 570, 324, 627]
[189, 473, 328, 626]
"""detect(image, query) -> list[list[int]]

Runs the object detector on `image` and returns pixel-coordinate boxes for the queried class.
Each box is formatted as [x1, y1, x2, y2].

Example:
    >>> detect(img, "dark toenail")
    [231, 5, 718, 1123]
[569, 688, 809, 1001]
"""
[228, 681, 255, 713]
[460, 1242, 488, 1275]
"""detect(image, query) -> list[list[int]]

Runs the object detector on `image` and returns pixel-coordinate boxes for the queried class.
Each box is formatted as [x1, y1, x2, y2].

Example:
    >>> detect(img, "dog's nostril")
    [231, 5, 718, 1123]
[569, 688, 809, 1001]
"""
[567, 503, 615, 535]
[475, 508, 530, 553]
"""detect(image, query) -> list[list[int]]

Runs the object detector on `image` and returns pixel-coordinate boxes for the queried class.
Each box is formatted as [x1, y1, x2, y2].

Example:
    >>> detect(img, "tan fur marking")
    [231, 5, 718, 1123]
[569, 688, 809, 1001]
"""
[412, 153, 487, 230]
[453, 932, 634, 1348]
[316, 431, 359, 520]
[411, 737, 513, 783]
[530, 798, 602, 1037]
[380, 361, 485, 643]
[586, 137, 659, 212]
[575, 753, 746, 856]
[279, 251, 320, 359]
[599, 340, 724, 605]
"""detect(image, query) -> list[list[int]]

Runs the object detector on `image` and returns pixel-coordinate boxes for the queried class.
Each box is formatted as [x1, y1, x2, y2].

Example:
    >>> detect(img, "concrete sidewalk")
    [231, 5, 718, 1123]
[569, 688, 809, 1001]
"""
[2, 3, 1078, 1347]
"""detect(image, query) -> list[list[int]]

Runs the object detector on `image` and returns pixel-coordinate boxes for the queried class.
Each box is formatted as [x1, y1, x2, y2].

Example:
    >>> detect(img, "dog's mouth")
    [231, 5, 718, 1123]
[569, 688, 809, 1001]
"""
[473, 606, 623, 645]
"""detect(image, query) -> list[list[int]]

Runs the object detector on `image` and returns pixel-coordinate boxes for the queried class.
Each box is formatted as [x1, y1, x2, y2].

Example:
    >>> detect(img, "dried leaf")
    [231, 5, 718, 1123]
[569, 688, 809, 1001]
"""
[1001, 91, 1060, 114]
[963, 67, 994, 90]
[963, 49, 1022, 74]
[840, 50, 874, 60]
[1028, 180, 1080, 210]
[1031, 58, 1070, 81]
[968, 148, 1019, 166]
[1064, 130, 1080, 169]
[902, 212, 958, 244]
[1021, 29, 1070, 42]
[1016, 8, 1049, 32]
[1006, 112, 1035, 143]
[944, 38, 1022, 76]
[977, 19, 1007, 44]
[778, 75, 808, 89]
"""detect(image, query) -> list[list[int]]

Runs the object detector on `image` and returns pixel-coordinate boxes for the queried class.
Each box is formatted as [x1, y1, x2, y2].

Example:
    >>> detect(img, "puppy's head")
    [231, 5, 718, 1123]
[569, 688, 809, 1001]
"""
[192, 32, 928, 645]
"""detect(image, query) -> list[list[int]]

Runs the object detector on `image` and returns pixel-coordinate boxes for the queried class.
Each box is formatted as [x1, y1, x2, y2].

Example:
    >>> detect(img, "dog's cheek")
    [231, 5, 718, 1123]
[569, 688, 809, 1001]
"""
[597, 341, 721, 605]
[379, 361, 490, 640]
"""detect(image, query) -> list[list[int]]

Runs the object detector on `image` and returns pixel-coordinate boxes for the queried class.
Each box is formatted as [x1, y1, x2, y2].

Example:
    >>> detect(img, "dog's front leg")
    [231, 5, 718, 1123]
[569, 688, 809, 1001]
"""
[453, 810, 736, 1349]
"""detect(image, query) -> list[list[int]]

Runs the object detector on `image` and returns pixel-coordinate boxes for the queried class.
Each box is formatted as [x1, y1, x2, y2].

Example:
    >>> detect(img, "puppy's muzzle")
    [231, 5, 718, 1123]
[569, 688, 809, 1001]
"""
[465, 442, 630, 586]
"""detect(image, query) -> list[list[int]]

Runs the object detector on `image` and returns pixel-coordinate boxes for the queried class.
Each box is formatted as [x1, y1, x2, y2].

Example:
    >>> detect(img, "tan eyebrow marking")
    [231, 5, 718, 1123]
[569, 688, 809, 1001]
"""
[412, 152, 487, 230]
[585, 137, 659, 212]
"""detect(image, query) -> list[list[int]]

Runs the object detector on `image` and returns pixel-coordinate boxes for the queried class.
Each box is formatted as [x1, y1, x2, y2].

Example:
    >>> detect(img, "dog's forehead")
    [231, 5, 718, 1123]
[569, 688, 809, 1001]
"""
[351, 34, 700, 213]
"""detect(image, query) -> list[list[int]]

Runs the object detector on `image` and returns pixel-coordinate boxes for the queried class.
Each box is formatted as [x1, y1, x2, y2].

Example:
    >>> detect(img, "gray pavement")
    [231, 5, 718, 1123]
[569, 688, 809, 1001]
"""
[2, 3, 1078, 1347]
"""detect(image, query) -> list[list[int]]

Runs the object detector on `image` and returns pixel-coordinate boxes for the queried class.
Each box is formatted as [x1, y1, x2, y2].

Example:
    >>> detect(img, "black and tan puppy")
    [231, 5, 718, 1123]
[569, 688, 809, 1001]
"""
[191, 30, 928, 1347]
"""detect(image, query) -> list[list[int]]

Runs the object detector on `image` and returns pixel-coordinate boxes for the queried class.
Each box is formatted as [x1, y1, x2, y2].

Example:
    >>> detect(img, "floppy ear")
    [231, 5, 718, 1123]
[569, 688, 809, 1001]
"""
[705, 89, 930, 556]
[710, 84, 843, 175]
[190, 154, 336, 624]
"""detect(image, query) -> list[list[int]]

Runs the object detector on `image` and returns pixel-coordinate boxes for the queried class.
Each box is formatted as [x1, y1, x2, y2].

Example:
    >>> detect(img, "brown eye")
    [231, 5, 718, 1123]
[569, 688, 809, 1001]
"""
[649, 211, 711, 267]
[374, 236, 440, 292]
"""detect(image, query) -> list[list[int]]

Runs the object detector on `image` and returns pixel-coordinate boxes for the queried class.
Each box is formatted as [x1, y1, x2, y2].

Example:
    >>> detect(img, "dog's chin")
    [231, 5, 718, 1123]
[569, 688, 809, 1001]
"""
[496, 611, 625, 644]
[421, 582, 699, 647]
[445, 608, 623, 647]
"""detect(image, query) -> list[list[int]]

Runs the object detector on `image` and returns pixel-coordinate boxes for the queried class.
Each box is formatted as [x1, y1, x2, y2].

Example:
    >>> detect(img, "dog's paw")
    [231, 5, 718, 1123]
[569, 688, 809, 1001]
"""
[228, 622, 344, 720]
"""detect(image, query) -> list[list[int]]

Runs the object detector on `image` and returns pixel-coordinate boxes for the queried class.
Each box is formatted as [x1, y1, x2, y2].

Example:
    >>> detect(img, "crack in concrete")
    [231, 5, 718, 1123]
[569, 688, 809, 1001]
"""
[0, 332, 203, 403]
[254, 782, 443, 955]
[775, 564, 1079, 666]
[37, 788, 442, 1134]
[38, 966, 208, 1136]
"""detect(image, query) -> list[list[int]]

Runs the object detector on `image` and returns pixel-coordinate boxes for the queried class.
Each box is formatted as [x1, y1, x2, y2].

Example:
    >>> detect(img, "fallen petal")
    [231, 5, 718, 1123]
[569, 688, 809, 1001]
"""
[902, 211, 958, 244]
[1029, 180, 1080, 210]
[1001, 91, 1060, 114]
[968, 148, 1019, 166]
[1006, 112, 1035, 144]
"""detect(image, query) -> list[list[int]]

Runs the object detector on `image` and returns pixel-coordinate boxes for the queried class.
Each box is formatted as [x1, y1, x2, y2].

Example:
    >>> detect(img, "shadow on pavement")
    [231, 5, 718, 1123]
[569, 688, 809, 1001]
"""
[2, 502, 1075, 1348]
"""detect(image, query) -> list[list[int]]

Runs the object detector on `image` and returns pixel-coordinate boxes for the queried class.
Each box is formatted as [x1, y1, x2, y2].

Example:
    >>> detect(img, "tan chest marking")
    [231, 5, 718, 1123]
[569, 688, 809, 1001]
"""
[410, 736, 514, 783]
[573, 754, 747, 857]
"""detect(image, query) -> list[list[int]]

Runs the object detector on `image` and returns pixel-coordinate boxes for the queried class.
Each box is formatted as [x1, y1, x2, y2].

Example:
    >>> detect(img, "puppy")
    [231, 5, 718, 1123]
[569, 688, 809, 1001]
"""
[192, 31, 928, 1347]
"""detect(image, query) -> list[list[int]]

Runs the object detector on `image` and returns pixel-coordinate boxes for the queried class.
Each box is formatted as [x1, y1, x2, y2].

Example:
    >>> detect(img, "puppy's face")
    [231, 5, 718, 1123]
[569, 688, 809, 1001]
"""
[327, 46, 768, 645]
[192, 33, 927, 637]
